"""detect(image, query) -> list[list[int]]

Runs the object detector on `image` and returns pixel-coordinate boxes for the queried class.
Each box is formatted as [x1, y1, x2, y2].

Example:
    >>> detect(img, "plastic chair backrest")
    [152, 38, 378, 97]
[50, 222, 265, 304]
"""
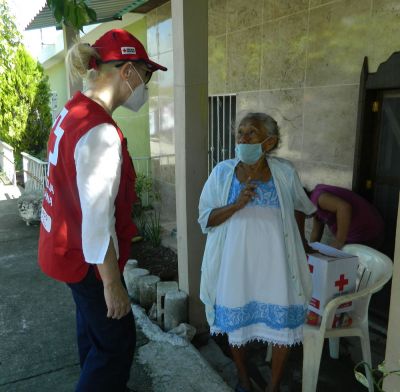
[342, 244, 393, 320]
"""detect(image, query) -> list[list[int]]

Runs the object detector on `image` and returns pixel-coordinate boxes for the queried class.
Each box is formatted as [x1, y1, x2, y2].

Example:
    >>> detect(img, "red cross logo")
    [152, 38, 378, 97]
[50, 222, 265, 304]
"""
[335, 274, 349, 292]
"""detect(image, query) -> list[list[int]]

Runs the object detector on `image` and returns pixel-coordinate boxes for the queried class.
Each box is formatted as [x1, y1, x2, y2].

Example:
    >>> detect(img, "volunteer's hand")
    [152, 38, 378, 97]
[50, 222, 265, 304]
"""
[235, 178, 257, 210]
[104, 281, 131, 319]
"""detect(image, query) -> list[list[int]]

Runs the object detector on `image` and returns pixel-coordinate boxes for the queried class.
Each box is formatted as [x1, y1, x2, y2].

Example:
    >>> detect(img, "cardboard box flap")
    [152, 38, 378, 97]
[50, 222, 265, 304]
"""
[309, 242, 357, 260]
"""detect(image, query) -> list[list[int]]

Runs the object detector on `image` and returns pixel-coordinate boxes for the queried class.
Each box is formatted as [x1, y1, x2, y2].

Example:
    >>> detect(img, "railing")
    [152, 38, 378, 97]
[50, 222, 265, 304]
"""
[132, 154, 175, 206]
[0, 140, 16, 185]
[21, 152, 47, 192]
[132, 156, 151, 177]
[16, 153, 174, 196]
[208, 94, 237, 173]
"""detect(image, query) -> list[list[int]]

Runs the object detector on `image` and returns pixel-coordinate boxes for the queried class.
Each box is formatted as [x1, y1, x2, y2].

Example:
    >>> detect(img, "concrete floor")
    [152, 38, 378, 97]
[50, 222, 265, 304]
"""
[0, 186, 230, 392]
[0, 182, 387, 391]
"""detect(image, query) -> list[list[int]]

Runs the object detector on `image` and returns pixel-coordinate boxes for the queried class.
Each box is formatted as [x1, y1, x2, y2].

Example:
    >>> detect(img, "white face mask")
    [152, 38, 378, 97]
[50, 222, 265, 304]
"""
[122, 65, 148, 112]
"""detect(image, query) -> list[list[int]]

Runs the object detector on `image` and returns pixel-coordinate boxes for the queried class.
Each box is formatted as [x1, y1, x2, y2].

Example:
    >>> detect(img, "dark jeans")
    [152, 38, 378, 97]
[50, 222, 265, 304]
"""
[67, 267, 136, 392]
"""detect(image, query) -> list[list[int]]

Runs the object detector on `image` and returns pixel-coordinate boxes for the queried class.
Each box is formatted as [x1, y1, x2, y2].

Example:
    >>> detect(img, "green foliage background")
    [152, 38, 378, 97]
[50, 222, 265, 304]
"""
[0, 1, 52, 162]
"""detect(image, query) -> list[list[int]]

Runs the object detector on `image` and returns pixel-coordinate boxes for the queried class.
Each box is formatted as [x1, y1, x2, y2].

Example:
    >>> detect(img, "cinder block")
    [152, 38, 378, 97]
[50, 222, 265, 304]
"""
[164, 290, 188, 331]
[124, 268, 149, 302]
[139, 275, 161, 310]
[156, 281, 179, 327]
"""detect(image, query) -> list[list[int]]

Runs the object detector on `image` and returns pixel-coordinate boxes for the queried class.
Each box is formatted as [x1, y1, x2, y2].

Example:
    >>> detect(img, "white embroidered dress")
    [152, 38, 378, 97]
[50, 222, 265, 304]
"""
[210, 175, 306, 347]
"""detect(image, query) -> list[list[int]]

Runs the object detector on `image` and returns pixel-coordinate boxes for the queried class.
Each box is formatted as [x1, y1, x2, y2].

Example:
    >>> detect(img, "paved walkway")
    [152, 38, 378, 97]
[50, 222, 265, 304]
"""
[0, 182, 387, 392]
[0, 185, 231, 392]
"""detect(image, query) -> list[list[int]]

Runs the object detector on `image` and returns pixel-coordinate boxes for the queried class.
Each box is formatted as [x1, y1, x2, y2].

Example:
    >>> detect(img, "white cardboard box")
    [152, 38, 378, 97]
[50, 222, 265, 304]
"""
[308, 242, 358, 316]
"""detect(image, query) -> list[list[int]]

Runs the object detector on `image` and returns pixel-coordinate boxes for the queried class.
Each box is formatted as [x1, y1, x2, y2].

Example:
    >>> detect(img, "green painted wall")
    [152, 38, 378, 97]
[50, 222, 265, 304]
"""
[45, 61, 68, 114]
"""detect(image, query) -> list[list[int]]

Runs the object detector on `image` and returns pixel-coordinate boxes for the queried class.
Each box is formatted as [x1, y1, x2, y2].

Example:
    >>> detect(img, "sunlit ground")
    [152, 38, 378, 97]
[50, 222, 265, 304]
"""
[0, 182, 21, 201]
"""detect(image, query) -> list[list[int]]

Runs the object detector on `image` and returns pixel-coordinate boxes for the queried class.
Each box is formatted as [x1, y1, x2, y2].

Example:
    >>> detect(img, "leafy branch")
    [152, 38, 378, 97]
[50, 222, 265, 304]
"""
[354, 361, 400, 391]
[46, 0, 97, 31]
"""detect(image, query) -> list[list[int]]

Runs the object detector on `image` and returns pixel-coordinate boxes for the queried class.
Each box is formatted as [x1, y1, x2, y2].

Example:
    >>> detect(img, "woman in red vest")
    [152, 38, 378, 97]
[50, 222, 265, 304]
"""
[38, 29, 166, 392]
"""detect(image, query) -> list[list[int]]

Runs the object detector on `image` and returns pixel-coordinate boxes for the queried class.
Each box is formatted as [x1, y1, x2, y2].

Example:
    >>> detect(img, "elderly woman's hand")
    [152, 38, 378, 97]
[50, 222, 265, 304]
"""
[235, 178, 257, 210]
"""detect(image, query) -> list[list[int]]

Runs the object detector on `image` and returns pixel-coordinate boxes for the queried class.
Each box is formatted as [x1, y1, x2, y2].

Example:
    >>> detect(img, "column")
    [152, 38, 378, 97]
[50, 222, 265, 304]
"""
[63, 23, 83, 98]
[171, 0, 208, 330]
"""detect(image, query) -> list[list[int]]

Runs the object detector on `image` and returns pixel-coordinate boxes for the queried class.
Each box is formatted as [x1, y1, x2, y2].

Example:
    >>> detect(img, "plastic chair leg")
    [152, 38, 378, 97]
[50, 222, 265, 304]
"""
[328, 337, 340, 359]
[360, 328, 373, 392]
[302, 334, 325, 392]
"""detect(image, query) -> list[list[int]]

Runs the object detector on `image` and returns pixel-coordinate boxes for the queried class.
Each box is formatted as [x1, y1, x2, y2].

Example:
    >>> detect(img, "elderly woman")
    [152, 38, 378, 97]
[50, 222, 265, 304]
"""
[198, 113, 316, 392]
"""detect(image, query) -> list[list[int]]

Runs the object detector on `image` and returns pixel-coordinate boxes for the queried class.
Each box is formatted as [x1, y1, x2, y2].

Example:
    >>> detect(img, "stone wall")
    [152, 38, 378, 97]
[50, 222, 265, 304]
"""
[208, 0, 400, 189]
[147, 2, 176, 223]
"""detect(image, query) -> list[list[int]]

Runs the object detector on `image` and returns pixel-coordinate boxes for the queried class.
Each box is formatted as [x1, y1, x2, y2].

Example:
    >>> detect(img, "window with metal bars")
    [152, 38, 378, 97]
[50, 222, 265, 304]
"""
[208, 94, 237, 173]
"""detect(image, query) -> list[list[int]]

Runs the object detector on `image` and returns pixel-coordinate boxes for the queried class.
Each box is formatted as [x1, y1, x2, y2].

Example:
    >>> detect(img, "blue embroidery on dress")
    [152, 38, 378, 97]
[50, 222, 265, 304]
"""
[214, 301, 306, 331]
[227, 175, 280, 208]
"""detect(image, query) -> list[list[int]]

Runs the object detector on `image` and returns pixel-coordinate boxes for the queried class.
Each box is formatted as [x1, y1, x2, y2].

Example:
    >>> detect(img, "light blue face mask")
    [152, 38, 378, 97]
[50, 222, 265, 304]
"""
[235, 137, 271, 164]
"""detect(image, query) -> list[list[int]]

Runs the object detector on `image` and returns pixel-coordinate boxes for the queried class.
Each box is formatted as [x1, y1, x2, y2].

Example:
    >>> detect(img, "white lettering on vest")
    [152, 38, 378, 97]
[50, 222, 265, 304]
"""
[41, 206, 52, 233]
[47, 107, 68, 177]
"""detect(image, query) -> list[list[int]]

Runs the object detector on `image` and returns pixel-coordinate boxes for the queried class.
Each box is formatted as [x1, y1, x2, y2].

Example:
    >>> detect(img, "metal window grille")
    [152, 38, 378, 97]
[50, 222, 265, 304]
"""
[208, 94, 237, 173]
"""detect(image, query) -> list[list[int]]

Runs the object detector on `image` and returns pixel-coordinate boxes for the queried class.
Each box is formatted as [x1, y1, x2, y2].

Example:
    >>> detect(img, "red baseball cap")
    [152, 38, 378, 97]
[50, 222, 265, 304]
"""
[89, 29, 167, 71]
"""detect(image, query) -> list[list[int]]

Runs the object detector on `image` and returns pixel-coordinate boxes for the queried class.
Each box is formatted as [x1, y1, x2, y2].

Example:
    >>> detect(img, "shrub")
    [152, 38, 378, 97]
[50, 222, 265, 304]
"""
[0, 3, 52, 165]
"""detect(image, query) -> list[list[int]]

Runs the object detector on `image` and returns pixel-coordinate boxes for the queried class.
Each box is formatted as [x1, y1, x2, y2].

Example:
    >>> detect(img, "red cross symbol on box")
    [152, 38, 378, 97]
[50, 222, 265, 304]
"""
[335, 274, 349, 292]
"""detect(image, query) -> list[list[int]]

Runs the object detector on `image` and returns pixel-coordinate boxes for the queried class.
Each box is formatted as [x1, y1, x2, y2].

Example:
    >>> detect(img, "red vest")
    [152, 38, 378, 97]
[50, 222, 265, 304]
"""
[38, 92, 138, 283]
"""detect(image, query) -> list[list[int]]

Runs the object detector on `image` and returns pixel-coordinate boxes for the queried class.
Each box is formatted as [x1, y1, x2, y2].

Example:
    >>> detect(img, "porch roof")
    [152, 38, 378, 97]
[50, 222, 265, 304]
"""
[25, 0, 168, 31]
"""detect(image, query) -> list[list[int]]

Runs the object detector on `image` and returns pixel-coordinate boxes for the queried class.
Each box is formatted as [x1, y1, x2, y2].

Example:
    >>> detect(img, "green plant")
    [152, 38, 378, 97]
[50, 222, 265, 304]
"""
[0, 3, 52, 166]
[135, 173, 160, 208]
[46, 0, 97, 31]
[145, 210, 162, 248]
[135, 209, 162, 248]
[354, 361, 400, 391]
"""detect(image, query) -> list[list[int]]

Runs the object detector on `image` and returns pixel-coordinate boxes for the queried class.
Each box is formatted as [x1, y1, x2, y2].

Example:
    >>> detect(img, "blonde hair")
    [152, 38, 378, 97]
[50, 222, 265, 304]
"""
[66, 42, 100, 81]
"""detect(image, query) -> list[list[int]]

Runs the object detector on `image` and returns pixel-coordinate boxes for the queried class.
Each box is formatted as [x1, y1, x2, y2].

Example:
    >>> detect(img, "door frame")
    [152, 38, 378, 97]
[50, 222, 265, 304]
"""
[353, 52, 400, 196]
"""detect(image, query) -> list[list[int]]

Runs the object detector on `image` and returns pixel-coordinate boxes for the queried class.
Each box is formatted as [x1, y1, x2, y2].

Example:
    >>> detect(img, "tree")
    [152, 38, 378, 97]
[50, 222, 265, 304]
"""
[0, 1, 52, 162]
[46, 0, 97, 31]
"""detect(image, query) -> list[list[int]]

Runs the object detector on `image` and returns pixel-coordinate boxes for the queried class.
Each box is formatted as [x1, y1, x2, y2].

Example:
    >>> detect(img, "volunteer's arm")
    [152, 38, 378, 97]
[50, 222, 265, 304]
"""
[75, 124, 130, 319]
[97, 239, 131, 319]
[317, 192, 352, 249]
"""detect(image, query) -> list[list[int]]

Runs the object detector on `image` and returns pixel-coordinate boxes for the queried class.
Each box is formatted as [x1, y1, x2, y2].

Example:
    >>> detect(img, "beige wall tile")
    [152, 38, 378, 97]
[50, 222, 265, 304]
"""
[310, 0, 341, 8]
[227, 0, 263, 32]
[209, 35, 227, 94]
[209, 0, 227, 36]
[227, 25, 262, 92]
[238, 89, 304, 160]
[236, 91, 261, 114]
[146, 9, 158, 57]
[307, 0, 371, 86]
[298, 160, 353, 189]
[368, 0, 400, 72]
[154, 180, 176, 222]
[303, 85, 359, 167]
[263, 0, 308, 21]
[158, 51, 174, 91]
[261, 11, 308, 89]
[158, 2, 173, 54]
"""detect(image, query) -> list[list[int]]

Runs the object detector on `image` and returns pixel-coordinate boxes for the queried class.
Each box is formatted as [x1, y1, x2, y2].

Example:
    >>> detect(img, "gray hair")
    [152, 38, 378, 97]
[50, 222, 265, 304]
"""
[236, 112, 281, 151]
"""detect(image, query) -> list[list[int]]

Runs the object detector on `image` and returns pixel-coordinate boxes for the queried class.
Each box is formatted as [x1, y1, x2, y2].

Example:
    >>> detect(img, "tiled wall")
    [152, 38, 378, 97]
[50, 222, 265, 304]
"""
[209, 0, 400, 190]
[147, 2, 176, 223]
[146, 0, 399, 226]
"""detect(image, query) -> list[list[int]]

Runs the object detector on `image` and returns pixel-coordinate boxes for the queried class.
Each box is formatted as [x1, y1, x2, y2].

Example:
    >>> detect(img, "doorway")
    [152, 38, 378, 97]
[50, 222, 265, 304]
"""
[353, 53, 400, 324]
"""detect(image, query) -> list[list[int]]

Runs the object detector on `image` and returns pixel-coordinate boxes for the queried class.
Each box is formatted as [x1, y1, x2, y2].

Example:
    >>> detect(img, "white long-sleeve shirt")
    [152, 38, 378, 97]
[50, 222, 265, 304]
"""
[74, 123, 121, 264]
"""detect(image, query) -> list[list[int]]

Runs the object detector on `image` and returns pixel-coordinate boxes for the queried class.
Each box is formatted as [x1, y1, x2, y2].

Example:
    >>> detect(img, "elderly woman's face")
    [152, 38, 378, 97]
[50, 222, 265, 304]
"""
[236, 119, 268, 144]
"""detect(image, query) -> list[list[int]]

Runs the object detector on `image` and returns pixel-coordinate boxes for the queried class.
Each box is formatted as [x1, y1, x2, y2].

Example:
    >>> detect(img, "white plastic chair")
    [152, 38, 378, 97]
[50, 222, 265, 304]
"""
[302, 244, 393, 392]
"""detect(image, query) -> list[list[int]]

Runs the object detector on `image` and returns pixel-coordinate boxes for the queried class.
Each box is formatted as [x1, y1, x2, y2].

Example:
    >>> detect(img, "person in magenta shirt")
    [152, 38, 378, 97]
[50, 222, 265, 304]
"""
[309, 184, 384, 249]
